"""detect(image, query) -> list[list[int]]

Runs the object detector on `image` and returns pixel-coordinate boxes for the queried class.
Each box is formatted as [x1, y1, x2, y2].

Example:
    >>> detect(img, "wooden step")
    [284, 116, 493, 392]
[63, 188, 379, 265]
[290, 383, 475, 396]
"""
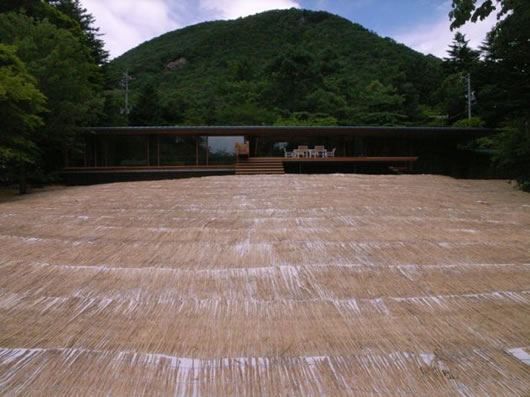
[236, 165, 284, 169]
[235, 157, 285, 175]
[236, 170, 284, 173]
[235, 161, 285, 175]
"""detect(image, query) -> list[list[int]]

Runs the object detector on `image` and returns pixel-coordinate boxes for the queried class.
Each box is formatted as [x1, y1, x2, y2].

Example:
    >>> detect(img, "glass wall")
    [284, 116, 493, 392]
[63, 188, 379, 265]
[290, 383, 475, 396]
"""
[159, 135, 197, 166]
[100, 135, 148, 166]
[207, 136, 244, 165]
[253, 135, 350, 157]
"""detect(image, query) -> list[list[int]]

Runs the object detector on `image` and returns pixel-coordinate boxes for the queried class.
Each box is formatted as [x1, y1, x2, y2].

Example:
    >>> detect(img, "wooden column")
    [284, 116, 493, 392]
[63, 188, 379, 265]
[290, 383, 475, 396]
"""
[157, 135, 160, 166]
[104, 140, 108, 166]
[94, 137, 98, 167]
[196, 136, 199, 166]
[146, 135, 150, 166]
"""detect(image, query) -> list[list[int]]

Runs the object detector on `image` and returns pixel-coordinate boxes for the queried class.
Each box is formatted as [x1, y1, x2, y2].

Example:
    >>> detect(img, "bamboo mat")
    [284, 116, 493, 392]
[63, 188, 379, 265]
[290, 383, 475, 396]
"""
[0, 175, 529, 396]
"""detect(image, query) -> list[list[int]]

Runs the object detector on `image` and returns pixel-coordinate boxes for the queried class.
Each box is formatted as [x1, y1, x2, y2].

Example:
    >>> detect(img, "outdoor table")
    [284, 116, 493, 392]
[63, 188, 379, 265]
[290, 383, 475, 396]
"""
[293, 149, 306, 157]
[309, 149, 327, 157]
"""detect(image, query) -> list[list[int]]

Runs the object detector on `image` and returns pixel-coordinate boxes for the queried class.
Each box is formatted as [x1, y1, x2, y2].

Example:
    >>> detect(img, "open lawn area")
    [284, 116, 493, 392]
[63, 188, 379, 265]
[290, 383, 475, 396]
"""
[0, 175, 529, 396]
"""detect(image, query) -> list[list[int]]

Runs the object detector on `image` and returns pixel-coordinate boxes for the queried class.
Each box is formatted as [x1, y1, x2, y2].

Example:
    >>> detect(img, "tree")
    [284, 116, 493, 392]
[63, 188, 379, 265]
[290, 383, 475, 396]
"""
[354, 80, 405, 125]
[438, 33, 480, 123]
[449, 0, 512, 29]
[444, 32, 480, 74]
[215, 103, 276, 126]
[47, 0, 109, 65]
[0, 0, 38, 13]
[438, 72, 470, 123]
[1, 0, 108, 66]
[449, 0, 530, 190]
[0, 44, 46, 193]
[263, 47, 322, 111]
[0, 0, 79, 32]
[0, 13, 104, 173]
[275, 111, 337, 126]
[129, 84, 161, 126]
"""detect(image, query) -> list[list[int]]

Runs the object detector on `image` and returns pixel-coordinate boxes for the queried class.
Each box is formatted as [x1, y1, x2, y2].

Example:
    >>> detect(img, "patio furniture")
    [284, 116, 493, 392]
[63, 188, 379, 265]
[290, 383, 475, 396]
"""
[297, 146, 309, 157]
[312, 145, 326, 157]
[293, 149, 306, 158]
[284, 148, 295, 158]
[235, 141, 249, 157]
[326, 148, 336, 157]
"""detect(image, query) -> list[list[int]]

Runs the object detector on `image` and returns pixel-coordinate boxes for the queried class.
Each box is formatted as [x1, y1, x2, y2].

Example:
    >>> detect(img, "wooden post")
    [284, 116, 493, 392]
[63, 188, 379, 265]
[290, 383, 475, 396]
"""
[104, 140, 108, 166]
[157, 135, 160, 166]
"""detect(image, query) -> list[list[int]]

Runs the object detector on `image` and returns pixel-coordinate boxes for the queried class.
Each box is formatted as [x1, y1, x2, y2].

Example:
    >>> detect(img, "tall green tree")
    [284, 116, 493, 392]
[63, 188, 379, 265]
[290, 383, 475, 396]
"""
[129, 84, 161, 126]
[0, 44, 46, 193]
[0, 13, 104, 173]
[449, 0, 512, 29]
[353, 80, 405, 125]
[47, 0, 109, 65]
[450, 0, 530, 190]
[263, 47, 322, 111]
[444, 32, 480, 74]
[438, 33, 480, 123]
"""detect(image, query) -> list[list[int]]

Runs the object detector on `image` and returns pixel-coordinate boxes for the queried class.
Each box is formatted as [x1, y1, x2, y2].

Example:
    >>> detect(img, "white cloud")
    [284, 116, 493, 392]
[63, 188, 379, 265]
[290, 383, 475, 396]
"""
[394, 3, 499, 58]
[81, 0, 300, 59]
[81, 0, 180, 59]
[199, 0, 300, 20]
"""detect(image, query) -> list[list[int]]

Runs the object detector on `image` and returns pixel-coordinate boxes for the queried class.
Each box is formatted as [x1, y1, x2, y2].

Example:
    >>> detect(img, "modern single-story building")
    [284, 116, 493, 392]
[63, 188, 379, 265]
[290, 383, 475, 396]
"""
[62, 125, 496, 184]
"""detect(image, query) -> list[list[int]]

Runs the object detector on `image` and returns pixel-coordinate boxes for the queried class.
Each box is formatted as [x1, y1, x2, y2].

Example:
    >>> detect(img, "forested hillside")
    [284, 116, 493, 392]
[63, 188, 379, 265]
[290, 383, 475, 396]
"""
[104, 9, 444, 127]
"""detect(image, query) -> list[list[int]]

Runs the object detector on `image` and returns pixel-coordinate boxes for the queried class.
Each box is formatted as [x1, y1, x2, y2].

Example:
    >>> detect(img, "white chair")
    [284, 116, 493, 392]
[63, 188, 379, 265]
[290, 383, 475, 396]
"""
[284, 149, 295, 158]
[293, 149, 305, 158]
[297, 146, 309, 158]
[326, 148, 336, 158]
[313, 145, 325, 157]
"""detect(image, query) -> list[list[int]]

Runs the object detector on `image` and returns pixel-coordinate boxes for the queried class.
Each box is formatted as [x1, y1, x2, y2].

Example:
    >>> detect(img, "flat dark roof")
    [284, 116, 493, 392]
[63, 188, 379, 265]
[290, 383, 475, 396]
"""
[83, 125, 493, 138]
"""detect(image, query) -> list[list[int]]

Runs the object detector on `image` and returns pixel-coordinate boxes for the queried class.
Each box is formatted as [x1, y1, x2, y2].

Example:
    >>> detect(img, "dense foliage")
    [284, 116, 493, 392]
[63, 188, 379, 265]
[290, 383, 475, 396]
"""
[0, 43, 46, 193]
[449, 0, 530, 190]
[0, 0, 104, 189]
[106, 9, 445, 127]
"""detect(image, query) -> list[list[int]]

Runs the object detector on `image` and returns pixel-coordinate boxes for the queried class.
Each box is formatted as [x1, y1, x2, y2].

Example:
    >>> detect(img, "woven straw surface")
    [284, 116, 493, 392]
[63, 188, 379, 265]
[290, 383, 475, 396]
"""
[0, 175, 529, 396]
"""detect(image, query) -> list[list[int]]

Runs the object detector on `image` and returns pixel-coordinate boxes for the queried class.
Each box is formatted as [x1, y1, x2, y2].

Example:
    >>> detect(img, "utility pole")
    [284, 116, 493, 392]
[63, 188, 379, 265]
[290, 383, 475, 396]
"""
[120, 70, 134, 115]
[466, 73, 472, 119]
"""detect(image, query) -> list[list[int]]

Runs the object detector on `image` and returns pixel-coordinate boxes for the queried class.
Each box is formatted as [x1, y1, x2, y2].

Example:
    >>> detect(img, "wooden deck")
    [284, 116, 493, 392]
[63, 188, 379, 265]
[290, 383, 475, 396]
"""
[282, 156, 418, 163]
[62, 156, 419, 182]
[62, 165, 236, 185]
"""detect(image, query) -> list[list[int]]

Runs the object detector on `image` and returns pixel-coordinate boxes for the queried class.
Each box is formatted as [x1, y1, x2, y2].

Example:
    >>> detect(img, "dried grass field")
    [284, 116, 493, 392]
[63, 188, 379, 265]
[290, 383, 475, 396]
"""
[0, 174, 529, 396]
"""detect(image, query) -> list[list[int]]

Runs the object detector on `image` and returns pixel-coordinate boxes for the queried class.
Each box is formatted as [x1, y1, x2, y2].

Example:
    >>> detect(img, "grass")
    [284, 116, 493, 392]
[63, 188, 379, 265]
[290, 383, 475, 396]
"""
[0, 174, 529, 396]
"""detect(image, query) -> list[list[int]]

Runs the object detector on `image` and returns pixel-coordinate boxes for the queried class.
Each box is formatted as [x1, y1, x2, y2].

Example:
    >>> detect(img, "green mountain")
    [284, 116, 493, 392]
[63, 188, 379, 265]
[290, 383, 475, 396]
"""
[104, 8, 444, 126]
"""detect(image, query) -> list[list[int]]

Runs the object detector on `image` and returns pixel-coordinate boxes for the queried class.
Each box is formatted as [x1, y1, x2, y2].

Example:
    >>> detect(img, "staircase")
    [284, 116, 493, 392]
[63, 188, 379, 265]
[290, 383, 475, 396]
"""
[235, 157, 285, 175]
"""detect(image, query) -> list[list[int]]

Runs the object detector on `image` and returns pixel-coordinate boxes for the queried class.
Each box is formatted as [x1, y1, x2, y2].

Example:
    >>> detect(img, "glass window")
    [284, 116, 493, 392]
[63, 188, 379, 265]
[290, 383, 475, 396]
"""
[207, 136, 244, 165]
[159, 135, 197, 166]
[104, 135, 148, 166]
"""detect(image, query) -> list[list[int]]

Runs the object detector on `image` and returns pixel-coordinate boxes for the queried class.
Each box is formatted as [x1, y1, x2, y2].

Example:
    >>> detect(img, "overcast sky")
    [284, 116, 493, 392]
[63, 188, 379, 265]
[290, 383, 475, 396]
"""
[81, 0, 499, 60]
